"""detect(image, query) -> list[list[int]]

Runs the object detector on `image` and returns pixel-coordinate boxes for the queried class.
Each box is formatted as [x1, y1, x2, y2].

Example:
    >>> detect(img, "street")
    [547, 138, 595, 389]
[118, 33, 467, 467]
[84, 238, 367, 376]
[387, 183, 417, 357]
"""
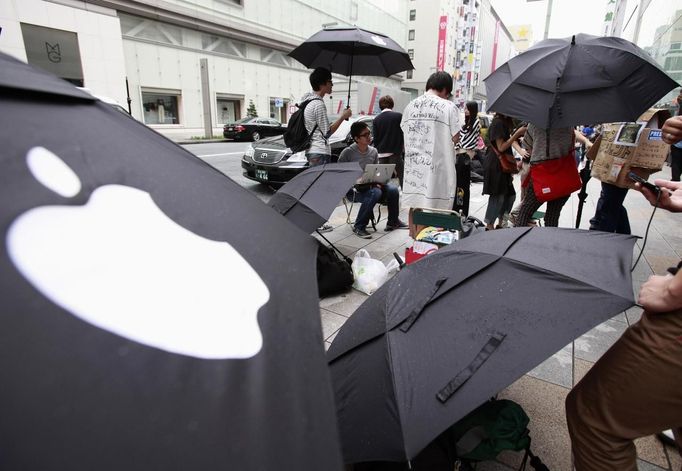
[181, 141, 276, 202]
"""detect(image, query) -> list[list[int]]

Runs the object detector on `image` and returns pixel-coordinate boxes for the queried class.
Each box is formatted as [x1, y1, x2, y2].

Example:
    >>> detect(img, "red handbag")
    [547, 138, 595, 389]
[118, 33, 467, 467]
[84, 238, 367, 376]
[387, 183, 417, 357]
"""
[530, 151, 580, 203]
[490, 145, 519, 174]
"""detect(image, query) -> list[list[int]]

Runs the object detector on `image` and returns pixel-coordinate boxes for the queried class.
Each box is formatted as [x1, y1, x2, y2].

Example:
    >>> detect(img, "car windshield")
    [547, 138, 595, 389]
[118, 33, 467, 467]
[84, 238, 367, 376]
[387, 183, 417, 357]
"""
[327, 115, 373, 143]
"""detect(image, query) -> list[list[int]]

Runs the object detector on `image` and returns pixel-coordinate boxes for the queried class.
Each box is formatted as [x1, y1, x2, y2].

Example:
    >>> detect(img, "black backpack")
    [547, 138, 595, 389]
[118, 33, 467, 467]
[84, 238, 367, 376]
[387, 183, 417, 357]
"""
[284, 98, 322, 153]
[315, 239, 353, 298]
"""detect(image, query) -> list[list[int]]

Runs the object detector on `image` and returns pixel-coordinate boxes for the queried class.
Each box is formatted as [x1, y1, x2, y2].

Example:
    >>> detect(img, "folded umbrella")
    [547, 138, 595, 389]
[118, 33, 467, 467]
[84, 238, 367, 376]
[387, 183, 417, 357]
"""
[0, 52, 343, 470]
[289, 27, 414, 106]
[483, 34, 678, 128]
[328, 227, 636, 464]
[268, 162, 362, 234]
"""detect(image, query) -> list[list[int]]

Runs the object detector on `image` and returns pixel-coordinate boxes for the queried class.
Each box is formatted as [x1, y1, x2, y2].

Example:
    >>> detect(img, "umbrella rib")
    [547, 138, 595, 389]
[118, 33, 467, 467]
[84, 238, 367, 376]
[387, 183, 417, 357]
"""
[280, 170, 327, 216]
[384, 308, 412, 461]
[438, 250, 636, 305]
[394, 249, 633, 332]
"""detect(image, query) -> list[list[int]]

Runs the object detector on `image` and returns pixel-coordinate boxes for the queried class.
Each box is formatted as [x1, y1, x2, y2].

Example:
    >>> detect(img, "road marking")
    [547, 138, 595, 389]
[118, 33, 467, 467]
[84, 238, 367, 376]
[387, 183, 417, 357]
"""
[197, 152, 244, 157]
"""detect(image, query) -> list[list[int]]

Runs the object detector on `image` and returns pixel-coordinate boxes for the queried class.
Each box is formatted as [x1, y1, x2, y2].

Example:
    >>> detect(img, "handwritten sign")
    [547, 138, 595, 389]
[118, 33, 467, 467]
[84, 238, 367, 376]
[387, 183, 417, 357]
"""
[402, 95, 458, 209]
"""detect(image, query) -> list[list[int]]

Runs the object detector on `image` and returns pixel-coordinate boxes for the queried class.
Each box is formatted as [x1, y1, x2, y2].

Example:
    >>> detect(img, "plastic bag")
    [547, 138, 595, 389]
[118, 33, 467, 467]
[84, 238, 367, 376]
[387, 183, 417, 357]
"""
[351, 249, 399, 295]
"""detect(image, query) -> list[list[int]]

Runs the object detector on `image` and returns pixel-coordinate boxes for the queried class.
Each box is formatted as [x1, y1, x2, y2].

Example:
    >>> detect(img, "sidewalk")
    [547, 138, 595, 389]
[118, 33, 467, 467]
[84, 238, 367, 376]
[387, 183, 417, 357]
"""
[316, 166, 682, 470]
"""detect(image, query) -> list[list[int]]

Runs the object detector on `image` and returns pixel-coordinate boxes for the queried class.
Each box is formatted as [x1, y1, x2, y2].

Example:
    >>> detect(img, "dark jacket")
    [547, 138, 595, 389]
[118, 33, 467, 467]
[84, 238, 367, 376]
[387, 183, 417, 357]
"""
[372, 110, 404, 155]
[483, 117, 515, 197]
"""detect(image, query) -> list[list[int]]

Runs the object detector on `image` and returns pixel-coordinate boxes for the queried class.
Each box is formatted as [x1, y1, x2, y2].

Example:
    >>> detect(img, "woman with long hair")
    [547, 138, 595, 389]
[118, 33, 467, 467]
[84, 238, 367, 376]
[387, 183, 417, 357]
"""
[482, 113, 526, 230]
[457, 101, 481, 156]
[453, 101, 481, 216]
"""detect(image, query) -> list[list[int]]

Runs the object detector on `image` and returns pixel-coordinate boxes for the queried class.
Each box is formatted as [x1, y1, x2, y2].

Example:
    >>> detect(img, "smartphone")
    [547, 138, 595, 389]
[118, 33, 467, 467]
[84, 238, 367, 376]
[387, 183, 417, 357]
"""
[627, 172, 659, 194]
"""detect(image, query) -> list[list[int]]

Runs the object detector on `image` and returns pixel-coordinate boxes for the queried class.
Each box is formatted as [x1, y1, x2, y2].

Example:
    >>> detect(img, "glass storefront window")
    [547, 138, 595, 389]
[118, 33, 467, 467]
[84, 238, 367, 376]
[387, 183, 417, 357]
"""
[142, 92, 180, 125]
[217, 99, 241, 123]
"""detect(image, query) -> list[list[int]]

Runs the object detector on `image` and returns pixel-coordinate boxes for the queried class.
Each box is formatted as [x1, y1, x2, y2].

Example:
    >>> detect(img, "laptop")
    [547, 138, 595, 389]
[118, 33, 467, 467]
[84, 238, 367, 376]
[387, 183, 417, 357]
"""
[358, 164, 395, 184]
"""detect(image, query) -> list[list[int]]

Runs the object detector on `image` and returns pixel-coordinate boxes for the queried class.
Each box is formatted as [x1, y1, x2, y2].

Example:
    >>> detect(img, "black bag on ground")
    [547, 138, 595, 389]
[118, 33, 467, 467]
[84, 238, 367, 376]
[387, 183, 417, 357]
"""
[284, 98, 322, 153]
[315, 239, 353, 298]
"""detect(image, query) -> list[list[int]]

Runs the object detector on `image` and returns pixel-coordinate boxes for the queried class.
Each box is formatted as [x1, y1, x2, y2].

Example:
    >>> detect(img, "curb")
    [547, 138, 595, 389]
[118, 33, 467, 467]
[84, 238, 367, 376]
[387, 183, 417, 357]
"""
[175, 139, 232, 145]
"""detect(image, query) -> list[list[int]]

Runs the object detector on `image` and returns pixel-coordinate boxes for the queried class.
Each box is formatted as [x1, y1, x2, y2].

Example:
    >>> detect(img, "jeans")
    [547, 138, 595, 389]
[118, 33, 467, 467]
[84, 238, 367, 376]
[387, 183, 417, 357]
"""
[589, 182, 630, 234]
[348, 184, 400, 230]
[484, 193, 515, 225]
[671, 145, 682, 182]
[306, 153, 331, 167]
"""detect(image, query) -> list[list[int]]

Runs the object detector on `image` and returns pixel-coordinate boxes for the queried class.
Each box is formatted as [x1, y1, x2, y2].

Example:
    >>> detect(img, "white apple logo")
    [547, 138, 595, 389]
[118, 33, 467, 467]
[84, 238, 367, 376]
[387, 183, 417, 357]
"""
[7, 147, 270, 359]
[371, 35, 388, 46]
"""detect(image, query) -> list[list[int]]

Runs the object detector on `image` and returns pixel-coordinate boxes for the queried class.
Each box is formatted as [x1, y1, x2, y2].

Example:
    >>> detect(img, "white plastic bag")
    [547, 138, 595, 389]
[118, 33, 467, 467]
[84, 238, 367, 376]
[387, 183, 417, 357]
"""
[351, 249, 398, 295]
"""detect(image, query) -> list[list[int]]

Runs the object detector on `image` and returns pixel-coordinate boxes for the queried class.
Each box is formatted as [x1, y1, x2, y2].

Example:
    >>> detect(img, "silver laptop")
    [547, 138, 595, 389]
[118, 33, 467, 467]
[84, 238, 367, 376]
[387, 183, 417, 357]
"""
[359, 164, 395, 184]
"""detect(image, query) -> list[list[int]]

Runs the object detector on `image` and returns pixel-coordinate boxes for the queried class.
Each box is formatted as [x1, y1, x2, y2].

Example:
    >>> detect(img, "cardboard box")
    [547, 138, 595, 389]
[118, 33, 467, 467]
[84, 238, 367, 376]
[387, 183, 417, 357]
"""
[590, 109, 672, 189]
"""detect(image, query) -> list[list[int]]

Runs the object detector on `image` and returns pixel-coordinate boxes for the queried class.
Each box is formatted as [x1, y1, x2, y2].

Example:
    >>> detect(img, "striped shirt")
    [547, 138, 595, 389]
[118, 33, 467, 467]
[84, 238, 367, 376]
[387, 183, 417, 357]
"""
[300, 92, 329, 155]
[523, 123, 574, 163]
[456, 118, 481, 150]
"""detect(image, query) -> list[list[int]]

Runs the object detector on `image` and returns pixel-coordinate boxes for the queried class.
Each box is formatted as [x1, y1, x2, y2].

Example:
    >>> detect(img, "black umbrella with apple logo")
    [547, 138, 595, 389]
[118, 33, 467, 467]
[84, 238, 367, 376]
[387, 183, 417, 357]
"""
[0, 52, 343, 471]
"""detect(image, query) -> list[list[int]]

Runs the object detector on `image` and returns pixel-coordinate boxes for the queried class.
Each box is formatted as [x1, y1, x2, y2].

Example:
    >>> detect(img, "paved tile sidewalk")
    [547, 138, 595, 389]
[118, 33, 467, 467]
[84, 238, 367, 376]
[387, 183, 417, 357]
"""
[317, 167, 682, 470]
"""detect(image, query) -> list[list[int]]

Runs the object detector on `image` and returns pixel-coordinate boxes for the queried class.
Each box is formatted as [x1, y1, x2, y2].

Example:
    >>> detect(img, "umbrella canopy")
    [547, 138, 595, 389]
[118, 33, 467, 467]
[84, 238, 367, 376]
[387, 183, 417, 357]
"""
[288, 27, 414, 105]
[0, 52, 342, 470]
[268, 162, 362, 234]
[327, 227, 636, 464]
[483, 34, 678, 128]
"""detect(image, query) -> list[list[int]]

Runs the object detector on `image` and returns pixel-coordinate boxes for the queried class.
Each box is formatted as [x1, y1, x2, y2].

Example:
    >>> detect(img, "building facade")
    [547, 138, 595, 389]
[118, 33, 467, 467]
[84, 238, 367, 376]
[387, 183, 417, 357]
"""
[1, 0, 410, 140]
[401, 0, 515, 109]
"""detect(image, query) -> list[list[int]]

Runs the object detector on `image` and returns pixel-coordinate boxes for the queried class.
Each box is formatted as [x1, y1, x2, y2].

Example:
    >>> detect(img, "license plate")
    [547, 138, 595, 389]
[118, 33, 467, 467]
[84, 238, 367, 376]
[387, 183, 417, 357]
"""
[256, 169, 268, 180]
[227, 127, 234, 131]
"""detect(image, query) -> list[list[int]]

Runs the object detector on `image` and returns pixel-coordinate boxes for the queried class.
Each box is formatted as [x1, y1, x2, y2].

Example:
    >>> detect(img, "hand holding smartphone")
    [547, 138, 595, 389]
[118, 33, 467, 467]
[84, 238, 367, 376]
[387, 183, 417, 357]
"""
[628, 172, 660, 194]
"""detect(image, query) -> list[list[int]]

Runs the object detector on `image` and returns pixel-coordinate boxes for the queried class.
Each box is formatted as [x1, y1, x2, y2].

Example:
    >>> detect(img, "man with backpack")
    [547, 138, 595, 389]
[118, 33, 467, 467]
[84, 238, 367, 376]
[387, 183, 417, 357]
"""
[288, 67, 352, 233]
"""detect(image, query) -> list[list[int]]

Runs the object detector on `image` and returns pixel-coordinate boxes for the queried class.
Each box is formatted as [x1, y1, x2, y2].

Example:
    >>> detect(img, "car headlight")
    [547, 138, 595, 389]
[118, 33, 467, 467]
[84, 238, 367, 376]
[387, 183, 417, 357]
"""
[287, 150, 307, 163]
[244, 145, 255, 159]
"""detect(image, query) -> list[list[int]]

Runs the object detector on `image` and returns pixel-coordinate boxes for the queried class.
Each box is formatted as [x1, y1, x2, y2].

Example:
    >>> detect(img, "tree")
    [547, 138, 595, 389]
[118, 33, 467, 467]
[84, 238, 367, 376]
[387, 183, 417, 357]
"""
[246, 100, 258, 118]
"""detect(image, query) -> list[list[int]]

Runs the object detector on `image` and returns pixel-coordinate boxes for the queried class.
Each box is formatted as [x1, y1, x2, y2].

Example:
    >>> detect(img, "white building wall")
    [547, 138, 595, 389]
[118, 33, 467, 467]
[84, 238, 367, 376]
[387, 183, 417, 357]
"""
[0, 0, 128, 107]
[1, 0, 409, 140]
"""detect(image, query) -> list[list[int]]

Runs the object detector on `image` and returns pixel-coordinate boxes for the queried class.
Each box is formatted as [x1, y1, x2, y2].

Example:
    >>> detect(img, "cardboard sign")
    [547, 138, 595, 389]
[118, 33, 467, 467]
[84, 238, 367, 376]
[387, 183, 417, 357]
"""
[590, 109, 671, 189]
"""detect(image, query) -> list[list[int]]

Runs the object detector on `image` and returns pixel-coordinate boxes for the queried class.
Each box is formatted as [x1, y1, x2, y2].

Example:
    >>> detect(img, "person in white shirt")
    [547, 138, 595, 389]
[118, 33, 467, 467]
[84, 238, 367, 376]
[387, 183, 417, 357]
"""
[400, 72, 461, 210]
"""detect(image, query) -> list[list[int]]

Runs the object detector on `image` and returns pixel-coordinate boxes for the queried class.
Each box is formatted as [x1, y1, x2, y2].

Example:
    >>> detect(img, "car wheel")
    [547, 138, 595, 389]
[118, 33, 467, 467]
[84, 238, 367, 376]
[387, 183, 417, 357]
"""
[252, 131, 261, 141]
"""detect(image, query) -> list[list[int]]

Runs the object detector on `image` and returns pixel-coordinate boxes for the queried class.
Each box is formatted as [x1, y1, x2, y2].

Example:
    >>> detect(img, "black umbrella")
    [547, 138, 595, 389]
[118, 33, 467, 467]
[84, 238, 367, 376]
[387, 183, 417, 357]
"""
[268, 162, 362, 234]
[0, 52, 343, 470]
[327, 227, 636, 463]
[288, 27, 414, 107]
[483, 34, 678, 128]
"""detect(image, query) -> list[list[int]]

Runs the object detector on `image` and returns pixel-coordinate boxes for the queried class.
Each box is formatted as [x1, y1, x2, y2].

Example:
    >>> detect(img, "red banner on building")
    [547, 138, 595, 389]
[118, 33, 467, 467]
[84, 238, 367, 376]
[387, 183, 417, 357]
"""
[436, 15, 448, 71]
[491, 20, 500, 72]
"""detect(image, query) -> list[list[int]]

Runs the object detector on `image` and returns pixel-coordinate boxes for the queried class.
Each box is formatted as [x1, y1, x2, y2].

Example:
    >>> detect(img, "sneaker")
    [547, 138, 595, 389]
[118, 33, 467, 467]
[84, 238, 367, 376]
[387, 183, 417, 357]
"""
[657, 430, 676, 446]
[385, 220, 408, 231]
[317, 223, 334, 233]
[353, 226, 373, 239]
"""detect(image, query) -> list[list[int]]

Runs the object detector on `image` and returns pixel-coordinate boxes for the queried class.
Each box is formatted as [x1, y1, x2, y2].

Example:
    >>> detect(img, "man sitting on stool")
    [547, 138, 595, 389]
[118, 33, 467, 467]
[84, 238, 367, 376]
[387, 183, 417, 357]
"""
[338, 121, 407, 239]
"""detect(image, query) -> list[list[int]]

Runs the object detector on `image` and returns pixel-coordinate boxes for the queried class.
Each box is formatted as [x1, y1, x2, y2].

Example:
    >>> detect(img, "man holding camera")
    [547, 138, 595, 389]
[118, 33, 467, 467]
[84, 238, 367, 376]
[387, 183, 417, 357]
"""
[566, 115, 682, 470]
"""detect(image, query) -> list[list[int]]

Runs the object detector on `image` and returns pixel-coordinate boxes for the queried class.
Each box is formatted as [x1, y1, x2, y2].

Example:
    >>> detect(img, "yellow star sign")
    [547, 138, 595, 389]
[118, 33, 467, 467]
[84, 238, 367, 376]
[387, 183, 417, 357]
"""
[516, 25, 530, 39]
